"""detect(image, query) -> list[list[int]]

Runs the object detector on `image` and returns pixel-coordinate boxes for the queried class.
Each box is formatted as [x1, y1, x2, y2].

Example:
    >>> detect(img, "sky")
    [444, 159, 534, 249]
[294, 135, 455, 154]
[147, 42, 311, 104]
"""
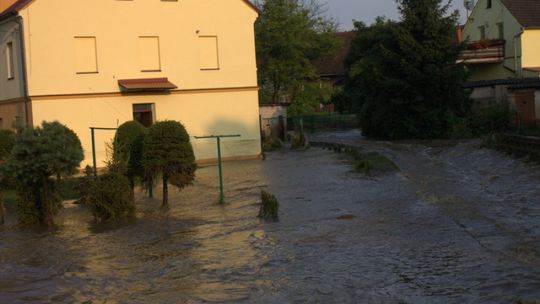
[323, 0, 469, 31]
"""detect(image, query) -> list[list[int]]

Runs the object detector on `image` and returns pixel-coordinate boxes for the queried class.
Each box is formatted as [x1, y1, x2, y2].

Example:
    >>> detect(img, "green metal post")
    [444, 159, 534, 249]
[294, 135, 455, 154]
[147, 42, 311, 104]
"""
[91, 128, 97, 177]
[217, 137, 225, 205]
[194, 134, 241, 205]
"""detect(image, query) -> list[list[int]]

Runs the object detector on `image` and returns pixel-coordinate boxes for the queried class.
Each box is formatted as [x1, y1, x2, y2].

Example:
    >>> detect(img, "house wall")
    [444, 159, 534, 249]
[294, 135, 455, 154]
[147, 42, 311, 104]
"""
[19, 0, 259, 96]
[260, 105, 287, 120]
[0, 16, 27, 128]
[469, 85, 509, 108]
[15, 0, 261, 165]
[31, 89, 261, 167]
[462, 0, 522, 81]
[521, 29, 540, 69]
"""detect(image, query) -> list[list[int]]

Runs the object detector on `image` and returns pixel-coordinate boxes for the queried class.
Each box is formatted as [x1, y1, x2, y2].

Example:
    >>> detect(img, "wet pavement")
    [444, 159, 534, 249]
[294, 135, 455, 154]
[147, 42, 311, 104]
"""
[1, 129, 540, 303]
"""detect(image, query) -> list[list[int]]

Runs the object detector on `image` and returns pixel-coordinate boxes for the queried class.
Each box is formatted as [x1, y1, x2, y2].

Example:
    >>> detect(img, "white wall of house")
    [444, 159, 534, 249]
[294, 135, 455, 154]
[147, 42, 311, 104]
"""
[4, 0, 262, 166]
[32, 89, 261, 167]
[19, 0, 258, 96]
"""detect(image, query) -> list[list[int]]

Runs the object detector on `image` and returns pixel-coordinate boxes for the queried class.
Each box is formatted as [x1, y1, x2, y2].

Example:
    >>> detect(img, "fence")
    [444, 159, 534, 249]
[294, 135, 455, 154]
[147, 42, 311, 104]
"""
[288, 114, 358, 133]
[493, 133, 540, 161]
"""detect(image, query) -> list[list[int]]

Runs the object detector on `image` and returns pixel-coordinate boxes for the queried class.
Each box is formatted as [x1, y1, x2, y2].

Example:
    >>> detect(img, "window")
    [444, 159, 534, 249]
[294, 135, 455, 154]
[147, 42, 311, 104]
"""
[479, 26, 486, 40]
[133, 104, 155, 127]
[74, 37, 98, 74]
[139, 37, 161, 72]
[199, 36, 220, 70]
[497, 23, 504, 39]
[487, 0, 492, 8]
[6, 42, 14, 79]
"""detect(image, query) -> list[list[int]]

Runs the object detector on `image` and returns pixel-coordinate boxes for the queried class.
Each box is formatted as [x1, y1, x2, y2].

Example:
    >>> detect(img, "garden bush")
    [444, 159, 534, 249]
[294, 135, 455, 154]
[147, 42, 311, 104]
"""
[88, 172, 135, 222]
[6, 121, 83, 227]
[112, 121, 147, 190]
[0, 129, 15, 225]
[143, 121, 196, 207]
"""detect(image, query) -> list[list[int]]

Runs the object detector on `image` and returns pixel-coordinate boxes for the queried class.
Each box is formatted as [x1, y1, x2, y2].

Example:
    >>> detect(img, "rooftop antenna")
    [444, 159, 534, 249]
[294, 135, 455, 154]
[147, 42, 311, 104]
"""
[464, 0, 475, 18]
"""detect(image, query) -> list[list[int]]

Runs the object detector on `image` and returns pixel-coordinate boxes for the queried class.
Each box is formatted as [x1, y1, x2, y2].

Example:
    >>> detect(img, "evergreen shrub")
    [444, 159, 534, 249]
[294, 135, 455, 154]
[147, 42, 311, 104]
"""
[88, 172, 135, 222]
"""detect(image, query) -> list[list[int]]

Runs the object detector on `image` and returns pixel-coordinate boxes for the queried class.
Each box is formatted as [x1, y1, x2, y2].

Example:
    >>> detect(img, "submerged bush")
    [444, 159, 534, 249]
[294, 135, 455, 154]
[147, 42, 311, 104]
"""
[6, 121, 83, 227]
[88, 173, 135, 222]
[262, 136, 282, 152]
[258, 190, 279, 221]
[347, 148, 398, 175]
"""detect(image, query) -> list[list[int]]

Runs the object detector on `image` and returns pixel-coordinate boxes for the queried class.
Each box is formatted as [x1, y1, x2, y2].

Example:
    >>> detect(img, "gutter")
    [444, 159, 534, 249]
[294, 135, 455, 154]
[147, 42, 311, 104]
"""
[514, 29, 524, 77]
[16, 15, 30, 125]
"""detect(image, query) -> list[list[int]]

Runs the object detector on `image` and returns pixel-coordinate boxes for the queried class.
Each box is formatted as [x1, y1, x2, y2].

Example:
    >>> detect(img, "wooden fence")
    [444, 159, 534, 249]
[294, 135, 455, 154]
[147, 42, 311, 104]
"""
[493, 133, 540, 161]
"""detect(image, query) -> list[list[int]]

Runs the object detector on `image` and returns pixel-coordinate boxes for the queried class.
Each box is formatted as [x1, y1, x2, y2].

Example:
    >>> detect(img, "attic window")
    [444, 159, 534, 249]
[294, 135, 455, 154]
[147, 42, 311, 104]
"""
[487, 0, 492, 9]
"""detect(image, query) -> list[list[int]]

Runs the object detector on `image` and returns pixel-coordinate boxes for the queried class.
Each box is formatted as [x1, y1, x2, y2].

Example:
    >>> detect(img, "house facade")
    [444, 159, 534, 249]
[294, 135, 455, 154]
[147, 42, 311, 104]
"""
[461, 0, 540, 81]
[0, 0, 262, 166]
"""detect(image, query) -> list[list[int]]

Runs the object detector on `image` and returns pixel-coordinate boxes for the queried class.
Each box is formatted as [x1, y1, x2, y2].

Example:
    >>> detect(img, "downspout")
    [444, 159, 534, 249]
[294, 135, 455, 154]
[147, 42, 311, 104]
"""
[514, 29, 523, 78]
[15, 15, 30, 126]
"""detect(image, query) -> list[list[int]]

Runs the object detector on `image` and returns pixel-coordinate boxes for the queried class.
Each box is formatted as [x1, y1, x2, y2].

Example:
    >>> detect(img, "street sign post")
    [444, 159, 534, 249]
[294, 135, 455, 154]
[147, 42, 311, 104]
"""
[194, 134, 241, 204]
[89, 127, 118, 177]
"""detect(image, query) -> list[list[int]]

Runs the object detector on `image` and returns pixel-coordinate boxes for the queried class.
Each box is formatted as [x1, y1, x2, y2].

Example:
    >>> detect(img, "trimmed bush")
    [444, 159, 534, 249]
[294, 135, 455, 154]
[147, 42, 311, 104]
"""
[112, 121, 147, 190]
[6, 121, 83, 228]
[258, 190, 279, 221]
[142, 121, 196, 207]
[88, 172, 135, 222]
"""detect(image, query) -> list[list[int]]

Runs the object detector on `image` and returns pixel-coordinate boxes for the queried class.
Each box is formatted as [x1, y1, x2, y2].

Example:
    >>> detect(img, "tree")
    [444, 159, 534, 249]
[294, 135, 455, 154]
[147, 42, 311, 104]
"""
[5, 121, 84, 228]
[341, 0, 470, 139]
[255, 0, 338, 112]
[142, 121, 196, 207]
[112, 121, 147, 192]
[0, 129, 15, 225]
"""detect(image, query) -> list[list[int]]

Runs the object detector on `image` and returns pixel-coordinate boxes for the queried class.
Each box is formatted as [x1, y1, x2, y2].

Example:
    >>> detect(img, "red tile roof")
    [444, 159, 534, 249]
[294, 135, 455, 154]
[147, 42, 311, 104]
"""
[1, 0, 259, 17]
[315, 31, 355, 77]
[501, 0, 540, 28]
[118, 78, 177, 92]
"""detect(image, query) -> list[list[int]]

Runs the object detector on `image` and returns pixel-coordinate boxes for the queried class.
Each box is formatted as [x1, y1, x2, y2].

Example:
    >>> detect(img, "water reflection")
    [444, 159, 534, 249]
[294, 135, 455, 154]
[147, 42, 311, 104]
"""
[1, 142, 540, 303]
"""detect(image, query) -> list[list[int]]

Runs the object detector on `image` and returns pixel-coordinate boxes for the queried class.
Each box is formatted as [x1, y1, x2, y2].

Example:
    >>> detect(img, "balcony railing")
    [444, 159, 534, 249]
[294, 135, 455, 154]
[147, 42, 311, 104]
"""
[458, 39, 505, 64]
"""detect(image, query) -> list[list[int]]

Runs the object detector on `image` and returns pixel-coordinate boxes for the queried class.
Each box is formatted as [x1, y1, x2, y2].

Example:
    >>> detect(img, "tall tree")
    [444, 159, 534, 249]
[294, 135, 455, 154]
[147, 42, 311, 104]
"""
[341, 0, 470, 139]
[255, 0, 338, 111]
[142, 121, 196, 207]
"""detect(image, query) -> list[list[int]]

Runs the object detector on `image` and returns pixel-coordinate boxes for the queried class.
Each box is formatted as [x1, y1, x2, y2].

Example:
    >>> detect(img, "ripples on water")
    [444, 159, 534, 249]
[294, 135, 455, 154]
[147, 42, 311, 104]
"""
[1, 141, 540, 303]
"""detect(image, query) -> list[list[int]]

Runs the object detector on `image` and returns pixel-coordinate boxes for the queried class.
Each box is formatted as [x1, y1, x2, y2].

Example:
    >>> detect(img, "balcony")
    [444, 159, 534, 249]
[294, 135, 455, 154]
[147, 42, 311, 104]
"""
[458, 39, 505, 65]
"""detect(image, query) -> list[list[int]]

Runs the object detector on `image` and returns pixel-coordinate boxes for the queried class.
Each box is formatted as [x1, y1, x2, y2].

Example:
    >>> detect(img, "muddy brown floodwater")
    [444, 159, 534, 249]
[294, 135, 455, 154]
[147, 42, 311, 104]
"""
[1, 129, 540, 303]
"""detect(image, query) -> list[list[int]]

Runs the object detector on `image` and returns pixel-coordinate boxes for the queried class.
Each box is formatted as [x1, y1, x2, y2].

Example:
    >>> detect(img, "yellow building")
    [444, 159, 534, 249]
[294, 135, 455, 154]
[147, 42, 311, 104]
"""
[0, 0, 262, 167]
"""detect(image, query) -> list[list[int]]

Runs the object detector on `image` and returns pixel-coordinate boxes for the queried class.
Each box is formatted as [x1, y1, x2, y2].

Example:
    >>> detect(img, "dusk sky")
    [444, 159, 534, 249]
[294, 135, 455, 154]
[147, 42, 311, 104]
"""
[323, 0, 469, 30]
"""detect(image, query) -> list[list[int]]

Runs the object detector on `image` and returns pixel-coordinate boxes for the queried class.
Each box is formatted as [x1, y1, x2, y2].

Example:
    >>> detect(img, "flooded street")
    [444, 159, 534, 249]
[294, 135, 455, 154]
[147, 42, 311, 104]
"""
[1, 130, 540, 303]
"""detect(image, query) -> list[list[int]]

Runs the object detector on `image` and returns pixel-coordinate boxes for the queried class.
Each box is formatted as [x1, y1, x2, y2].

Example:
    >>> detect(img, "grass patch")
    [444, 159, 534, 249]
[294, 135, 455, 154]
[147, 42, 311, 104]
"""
[347, 148, 399, 175]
